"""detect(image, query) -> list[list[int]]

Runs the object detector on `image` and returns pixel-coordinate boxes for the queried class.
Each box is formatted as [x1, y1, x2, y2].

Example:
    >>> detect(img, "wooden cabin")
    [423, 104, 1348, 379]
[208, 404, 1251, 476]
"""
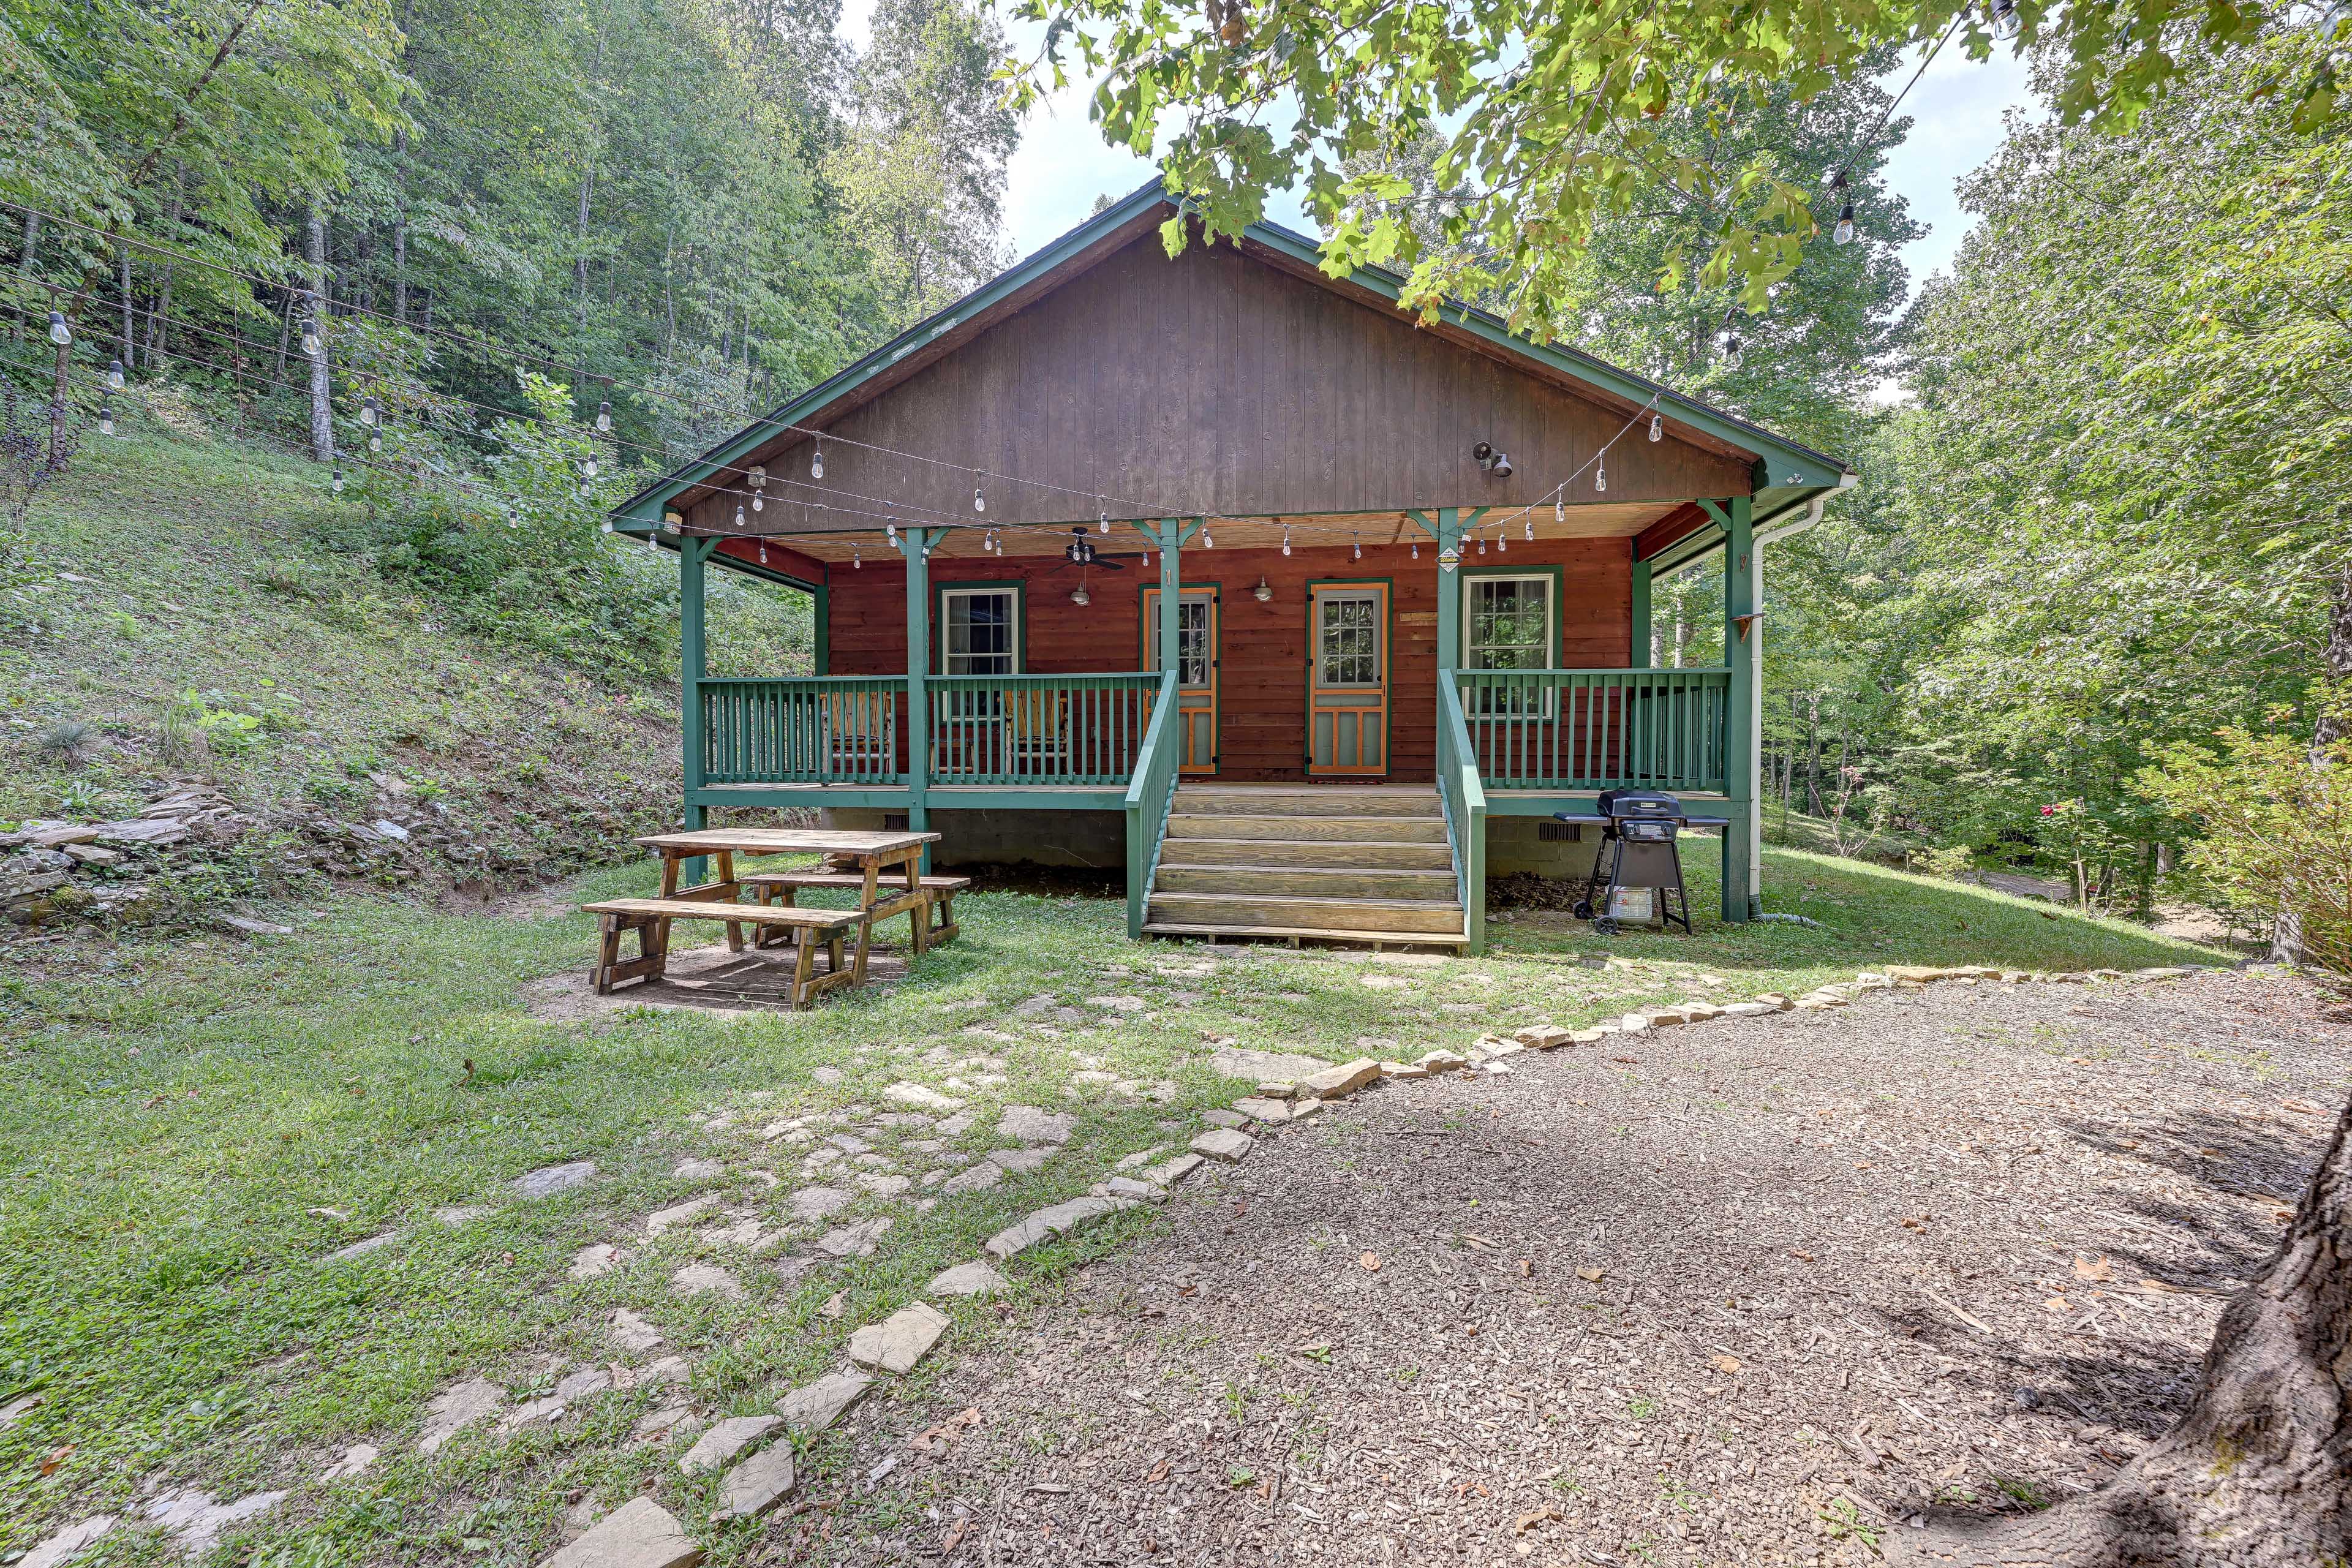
[611, 184, 1852, 951]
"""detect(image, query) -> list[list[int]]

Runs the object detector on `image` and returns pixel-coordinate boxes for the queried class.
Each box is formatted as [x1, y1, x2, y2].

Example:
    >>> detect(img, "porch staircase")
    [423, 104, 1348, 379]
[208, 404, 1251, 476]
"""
[1142, 784, 1469, 946]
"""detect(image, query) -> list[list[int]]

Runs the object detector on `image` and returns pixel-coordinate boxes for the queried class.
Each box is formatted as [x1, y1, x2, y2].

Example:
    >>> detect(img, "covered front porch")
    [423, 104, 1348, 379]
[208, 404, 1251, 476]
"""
[652, 496, 1776, 952]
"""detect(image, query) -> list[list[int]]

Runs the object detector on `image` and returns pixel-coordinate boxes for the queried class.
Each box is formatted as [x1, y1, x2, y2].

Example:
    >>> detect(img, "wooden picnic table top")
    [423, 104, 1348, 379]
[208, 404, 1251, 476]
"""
[635, 827, 941, 859]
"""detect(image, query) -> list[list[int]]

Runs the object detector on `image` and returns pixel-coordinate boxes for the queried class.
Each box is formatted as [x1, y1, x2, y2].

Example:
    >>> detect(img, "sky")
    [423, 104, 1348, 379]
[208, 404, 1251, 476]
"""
[843, 4, 2042, 303]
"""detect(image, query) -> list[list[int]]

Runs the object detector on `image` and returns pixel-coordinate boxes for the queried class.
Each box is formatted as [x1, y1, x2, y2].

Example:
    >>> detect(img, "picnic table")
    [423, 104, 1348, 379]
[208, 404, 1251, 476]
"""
[582, 826, 948, 1006]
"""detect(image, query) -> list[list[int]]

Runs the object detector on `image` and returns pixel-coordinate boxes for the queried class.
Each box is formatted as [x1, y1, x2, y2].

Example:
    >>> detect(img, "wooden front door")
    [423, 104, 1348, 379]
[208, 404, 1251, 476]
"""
[1308, 581, 1389, 776]
[1144, 586, 1219, 775]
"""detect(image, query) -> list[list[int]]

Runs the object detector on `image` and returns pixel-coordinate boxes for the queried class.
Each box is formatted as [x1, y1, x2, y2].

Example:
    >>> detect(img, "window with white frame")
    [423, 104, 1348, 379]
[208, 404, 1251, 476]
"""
[941, 587, 1019, 675]
[1463, 575, 1554, 714]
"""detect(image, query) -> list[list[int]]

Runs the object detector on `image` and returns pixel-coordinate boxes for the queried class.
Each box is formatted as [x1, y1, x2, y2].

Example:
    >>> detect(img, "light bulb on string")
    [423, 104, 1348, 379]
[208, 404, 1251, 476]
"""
[1649, 413, 1662, 442]
[1595, 458, 1607, 494]
[758, 541, 770, 566]
[581, 457, 598, 478]
[106, 360, 125, 391]
[360, 394, 379, 428]
[576, 483, 591, 501]
[852, 543, 862, 570]
[1352, 534, 1362, 561]
[1555, 496, 1565, 524]
[886, 519, 898, 544]
[1525, 515, 1534, 541]
[810, 443, 824, 480]
[331, 467, 345, 494]
[1715, 315, 1743, 364]
[1098, 502, 1109, 535]
[734, 501, 745, 527]
[1202, 528, 1213, 549]
[1832, 203, 1856, 246]
[98, 399, 115, 437]
[752, 493, 763, 512]
[602, 520, 614, 533]
[1496, 530, 1507, 554]
[1281, 524, 1291, 557]
[973, 485, 986, 514]
[595, 399, 612, 433]
[300, 317, 321, 356]
[1411, 541, 1419, 560]
[1477, 535, 1487, 556]
[46, 311, 71, 347]
[1988, 0, 2021, 39]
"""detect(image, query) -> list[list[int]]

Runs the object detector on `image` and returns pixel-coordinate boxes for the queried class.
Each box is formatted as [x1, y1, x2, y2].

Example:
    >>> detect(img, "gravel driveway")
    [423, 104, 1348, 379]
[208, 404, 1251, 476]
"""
[792, 969, 2346, 1567]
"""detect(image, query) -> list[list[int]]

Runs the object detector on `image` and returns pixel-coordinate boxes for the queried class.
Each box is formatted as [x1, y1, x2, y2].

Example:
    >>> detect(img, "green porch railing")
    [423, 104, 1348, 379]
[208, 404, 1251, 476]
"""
[1123, 669, 1183, 938]
[1453, 668, 1730, 793]
[1436, 676, 1487, 952]
[699, 676, 908, 783]
[929, 673, 1163, 787]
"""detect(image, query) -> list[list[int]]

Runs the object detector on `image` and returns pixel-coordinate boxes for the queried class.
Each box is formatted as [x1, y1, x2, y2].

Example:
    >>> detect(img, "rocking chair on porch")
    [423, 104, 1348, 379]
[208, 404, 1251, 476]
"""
[1004, 687, 1069, 776]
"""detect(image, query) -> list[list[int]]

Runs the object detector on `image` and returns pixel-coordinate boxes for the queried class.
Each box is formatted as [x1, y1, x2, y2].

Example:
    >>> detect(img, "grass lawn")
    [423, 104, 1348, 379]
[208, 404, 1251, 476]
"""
[0, 843, 2219, 1564]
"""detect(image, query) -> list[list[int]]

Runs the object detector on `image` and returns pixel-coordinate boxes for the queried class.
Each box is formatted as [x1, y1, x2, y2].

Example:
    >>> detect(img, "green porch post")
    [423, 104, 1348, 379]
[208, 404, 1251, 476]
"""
[901, 527, 941, 871]
[680, 533, 715, 883]
[1721, 496, 1757, 922]
[1158, 520, 1188, 676]
[1629, 557, 1653, 668]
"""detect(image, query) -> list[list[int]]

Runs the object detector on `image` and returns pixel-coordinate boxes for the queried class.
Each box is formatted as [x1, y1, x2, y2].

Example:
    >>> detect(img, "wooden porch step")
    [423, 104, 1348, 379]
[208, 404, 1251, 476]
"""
[1156, 836, 1455, 870]
[1142, 921, 1469, 949]
[1146, 890, 1464, 935]
[1172, 785, 1440, 818]
[1155, 864, 1460, 900]
[1165, 812, 1448, 844]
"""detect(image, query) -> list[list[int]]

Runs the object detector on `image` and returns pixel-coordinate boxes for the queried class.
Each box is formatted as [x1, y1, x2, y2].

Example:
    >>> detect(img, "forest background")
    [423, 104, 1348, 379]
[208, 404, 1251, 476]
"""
[2, 0, 2345, 947]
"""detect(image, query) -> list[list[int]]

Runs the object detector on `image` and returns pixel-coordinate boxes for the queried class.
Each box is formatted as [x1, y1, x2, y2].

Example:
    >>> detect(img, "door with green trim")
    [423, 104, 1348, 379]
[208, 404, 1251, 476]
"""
[1144, 586, 1218, 775]
[1308, 582, 1389, 775]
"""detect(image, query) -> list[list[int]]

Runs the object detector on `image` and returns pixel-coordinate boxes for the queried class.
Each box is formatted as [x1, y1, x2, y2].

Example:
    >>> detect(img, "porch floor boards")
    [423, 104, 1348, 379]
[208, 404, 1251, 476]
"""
[1145, 783, 1468, 947]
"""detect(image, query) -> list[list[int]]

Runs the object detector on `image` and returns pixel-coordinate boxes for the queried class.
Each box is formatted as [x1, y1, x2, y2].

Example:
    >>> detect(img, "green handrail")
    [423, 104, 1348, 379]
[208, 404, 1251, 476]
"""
[1437, 676, 1488, 952]
[1123, 669, 1183, 938]
[700, 676, 908, 783]
[929, 673, 1162, 786]
[1453, 668, 1730, 792]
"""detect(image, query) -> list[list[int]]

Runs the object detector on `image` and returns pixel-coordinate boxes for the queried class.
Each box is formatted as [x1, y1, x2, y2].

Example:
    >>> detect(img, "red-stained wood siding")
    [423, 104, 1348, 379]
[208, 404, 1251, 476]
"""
[799, 537, 1631, 783]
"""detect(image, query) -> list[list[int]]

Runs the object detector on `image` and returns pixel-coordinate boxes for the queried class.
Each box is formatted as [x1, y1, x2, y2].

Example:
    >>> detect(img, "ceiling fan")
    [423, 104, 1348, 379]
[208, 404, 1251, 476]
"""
[1042, 527, 1135, 573]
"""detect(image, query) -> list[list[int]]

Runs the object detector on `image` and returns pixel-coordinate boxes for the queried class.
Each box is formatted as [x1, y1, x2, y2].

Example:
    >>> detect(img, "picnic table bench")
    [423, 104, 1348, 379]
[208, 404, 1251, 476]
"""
[740, 870, 968, 948]
[582, 897, 865, 1008]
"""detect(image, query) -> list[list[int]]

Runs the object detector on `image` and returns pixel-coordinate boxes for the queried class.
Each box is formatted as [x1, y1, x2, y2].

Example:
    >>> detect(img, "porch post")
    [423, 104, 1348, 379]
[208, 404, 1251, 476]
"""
[1721, 496, 1757, 922]
[679, 533, 714, 882]
[1629, 557, 1652, 668]
[901, 527, 938, 870]
[1158, 521, 1186, 676]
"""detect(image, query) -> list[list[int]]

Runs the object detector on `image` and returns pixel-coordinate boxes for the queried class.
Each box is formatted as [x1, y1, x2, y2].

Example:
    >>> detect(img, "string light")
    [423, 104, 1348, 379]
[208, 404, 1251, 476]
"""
[1833, 202, 1856, 246]
[758, 541, 770, 565]
[1281, 524, 1291, 557]
[1988, 0, 2021, 39]
[1352, 533, 1362, 561]
[886, 519, 898, 544]
[97, 399, 115, 436]
[331, 467, 345, 494]
[1555, 496, 1564, 524]
[1202, 527, 1213, 549]
[1715, 314, 1743, 364]
[105, 359, 124, 390]
[45, 310, 70, 346]
[1596, 457, 1607, 494]
[1477, 535, 1487, 556]
[852, 542, 862, 569]
[1411, 541, 1419, 560]
[360, 394, 379, 427]
[300, 316, 320, 356]
[734, 501, 745, 527]
[1098, 501, 1109, 534]
[1526, 515, 1535, 541]
[1496, 529, 1507, 554]
[1649, 413, 1662, 442]
[811, 442, 824, 480]
[973, 485, 986, 514]
[750, 464, 765, 511]
[595, 399, 612, 432]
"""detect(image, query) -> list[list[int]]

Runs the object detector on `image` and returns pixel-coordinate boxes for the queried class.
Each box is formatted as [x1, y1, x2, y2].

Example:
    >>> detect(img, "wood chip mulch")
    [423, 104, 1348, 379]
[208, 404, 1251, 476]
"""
[819, 970, 2345, 1568]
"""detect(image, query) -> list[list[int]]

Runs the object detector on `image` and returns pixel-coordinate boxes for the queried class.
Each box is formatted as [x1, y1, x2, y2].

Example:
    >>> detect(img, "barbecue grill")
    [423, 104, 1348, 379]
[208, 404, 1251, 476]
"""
[1553, 790, 1730, 935]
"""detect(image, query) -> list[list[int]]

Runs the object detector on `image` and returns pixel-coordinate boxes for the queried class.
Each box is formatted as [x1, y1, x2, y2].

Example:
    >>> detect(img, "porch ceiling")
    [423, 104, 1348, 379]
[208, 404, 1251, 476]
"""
[702, 502, 1682, 566]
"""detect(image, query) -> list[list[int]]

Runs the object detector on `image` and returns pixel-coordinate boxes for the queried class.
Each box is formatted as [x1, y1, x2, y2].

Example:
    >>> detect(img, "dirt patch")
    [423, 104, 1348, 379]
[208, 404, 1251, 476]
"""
[524, 934, 911, 1020]
[816, 969, 2346, 1567]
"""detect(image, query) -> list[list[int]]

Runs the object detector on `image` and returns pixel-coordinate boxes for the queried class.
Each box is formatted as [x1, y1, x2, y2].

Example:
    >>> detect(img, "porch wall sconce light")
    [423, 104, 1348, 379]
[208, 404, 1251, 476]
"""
[1253, 578, 1273, 603]
[1472, 441, 1514, 478]
[1732, 611, 1765, 641]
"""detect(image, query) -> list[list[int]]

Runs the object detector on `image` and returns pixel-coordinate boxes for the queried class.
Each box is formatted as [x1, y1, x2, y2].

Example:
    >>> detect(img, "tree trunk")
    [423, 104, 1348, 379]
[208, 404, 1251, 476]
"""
[393, 125, 409, 326]
[119, 243, 134, 372]
[1894, 1090, 2352, 1567]
[304, 204, 333, 464]
[1806, 693, 1825, 816]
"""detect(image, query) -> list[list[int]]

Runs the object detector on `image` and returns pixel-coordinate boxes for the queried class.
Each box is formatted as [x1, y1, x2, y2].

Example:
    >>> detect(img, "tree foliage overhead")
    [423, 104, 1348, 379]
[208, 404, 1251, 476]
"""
[1010, 0, 2343, 330]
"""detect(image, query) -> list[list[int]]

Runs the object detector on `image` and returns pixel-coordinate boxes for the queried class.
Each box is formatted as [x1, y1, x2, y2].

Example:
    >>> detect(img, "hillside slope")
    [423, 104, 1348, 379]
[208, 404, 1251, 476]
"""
[2, 429, 710, 929]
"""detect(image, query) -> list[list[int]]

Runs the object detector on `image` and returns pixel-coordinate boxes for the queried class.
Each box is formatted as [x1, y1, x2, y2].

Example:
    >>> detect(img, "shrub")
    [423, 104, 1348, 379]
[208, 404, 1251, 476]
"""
[2139, 702, 2352, 970]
